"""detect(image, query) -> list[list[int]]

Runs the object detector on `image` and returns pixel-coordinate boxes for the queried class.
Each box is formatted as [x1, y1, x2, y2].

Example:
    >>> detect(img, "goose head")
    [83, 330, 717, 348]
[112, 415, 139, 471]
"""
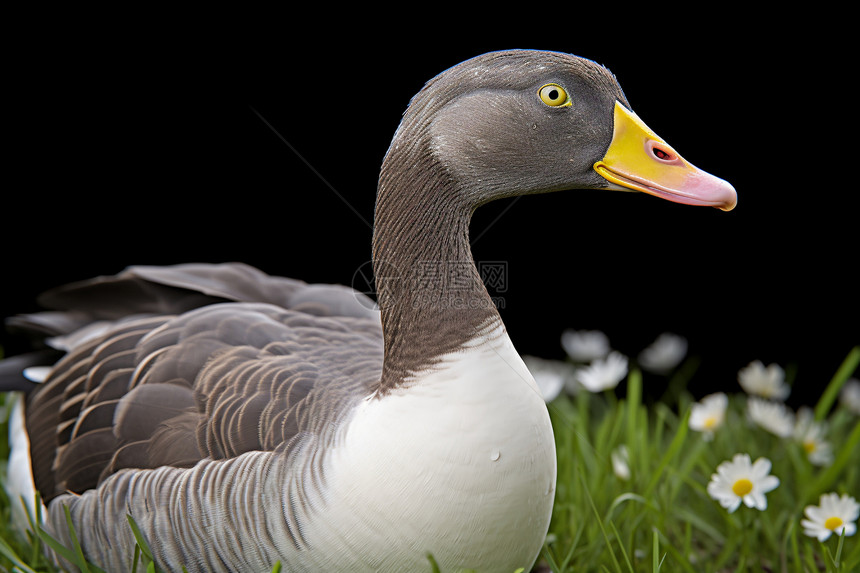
[372, 49, 736, 389]
[378, 49, 736, 213]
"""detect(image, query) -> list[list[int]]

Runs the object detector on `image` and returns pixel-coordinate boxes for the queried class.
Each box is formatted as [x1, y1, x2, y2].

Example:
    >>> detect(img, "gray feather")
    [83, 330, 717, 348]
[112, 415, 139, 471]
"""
[21, 263, 383, 505]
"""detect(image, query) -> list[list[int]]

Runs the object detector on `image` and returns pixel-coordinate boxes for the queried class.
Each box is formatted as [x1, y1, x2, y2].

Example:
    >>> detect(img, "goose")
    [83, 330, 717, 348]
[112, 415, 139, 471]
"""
[1, 49, 736, 572]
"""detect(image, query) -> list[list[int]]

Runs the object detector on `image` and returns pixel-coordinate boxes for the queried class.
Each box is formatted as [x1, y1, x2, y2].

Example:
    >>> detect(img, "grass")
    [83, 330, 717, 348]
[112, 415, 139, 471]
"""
[542, 346, 860, 572]
[0, 346, 858, 572]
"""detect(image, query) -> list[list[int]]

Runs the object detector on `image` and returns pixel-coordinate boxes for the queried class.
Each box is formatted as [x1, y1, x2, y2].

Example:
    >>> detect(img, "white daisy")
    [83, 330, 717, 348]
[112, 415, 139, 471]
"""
[522, 355, 574, 402]
[575, 351, 628, 393]
[689, 392, 728, 440]
[611, 445, 631, 481]
[561, 329, 610, 363]
[637, 332, 687, 374]
[707, 453, 780, 513]
[747, 396, 795, 438]
[840, 378, 860, 415]
[801, 492, 860, 541]
[793, 407, 834, 466]
[738, 360, 790, 400]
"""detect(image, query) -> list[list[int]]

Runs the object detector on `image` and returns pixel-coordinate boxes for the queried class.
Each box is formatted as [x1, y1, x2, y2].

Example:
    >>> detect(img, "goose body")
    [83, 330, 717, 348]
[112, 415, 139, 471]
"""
[299, 323, 554, 571]
[2, 50, 735, 572]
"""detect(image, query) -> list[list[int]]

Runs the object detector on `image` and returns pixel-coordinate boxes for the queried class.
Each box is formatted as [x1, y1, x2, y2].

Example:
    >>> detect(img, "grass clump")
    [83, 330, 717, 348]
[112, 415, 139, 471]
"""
[540, 345, 860, 572]
[0, 346, 858, 572]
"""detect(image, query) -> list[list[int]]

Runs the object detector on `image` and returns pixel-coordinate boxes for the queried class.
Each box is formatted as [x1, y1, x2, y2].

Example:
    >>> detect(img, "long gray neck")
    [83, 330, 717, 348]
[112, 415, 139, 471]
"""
[372, 146, 502, 393]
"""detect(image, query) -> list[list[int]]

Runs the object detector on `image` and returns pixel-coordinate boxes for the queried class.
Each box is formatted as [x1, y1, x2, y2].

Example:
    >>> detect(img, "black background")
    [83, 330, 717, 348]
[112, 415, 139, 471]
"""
[3, 17, 856, 406]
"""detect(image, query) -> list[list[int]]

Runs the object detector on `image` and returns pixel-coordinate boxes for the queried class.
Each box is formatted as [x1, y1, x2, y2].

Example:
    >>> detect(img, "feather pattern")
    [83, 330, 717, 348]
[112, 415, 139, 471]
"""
[18, 264, 386, 570]
[23, 266, 383, 505]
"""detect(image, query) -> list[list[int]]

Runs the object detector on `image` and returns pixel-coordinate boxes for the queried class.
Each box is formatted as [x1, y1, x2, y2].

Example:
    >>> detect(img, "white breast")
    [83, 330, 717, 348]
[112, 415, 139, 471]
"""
[6, 395, 46, 533]
[301, 324, 557, 572]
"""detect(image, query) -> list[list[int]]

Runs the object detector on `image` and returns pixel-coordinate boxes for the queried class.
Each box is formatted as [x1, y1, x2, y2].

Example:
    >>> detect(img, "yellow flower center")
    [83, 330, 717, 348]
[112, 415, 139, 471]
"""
[704, 416, 717, 429]
[824, 516, 844, 531]
[732, 478, 753, 497]
[803, 439, 817, 454]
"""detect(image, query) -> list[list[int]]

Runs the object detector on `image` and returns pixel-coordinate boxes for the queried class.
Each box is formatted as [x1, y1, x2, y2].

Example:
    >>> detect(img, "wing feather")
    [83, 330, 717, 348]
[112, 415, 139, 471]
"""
[13, 263, 383, 503]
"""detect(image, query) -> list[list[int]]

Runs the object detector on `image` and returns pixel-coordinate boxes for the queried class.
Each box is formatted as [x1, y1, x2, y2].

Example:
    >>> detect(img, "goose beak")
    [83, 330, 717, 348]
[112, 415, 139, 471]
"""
[593, 101, 737, 211]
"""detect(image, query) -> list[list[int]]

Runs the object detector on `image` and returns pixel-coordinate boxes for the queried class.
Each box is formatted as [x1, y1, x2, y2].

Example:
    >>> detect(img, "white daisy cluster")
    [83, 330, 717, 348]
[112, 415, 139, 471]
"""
[733, 359, 836, 467]
[524, 329, 630, 395]
[524, 330, 690, 400]
[526, 328, 859, 553]
[706, 455, 858, 542]
[698, 358, 859, 543]
[548, 329, 687, 396]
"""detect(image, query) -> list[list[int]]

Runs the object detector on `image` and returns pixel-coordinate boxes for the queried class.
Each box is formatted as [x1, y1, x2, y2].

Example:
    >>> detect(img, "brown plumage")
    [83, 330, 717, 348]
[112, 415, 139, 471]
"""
[21, 263, 381, 503]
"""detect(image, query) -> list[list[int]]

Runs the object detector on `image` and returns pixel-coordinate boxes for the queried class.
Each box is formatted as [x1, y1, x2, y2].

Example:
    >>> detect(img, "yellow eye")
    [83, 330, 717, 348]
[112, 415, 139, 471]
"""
[538, 83, 571, 107]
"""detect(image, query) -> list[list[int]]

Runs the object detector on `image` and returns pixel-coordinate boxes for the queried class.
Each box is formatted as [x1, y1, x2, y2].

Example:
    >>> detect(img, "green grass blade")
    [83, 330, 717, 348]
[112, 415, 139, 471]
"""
[62, 504, 98, 573]
[0, 535, 38, 573]
[650, 533, 698, 573]
[581, 472, 623, 573]
[19, 495, 42, 565]
[427, 552, 441, 573]
[126, 514, 155, 563]
[29, 504, 107, 573]
[652, 528, 667, 573]
[624, 368, 642, 471]
[644, 408, 690, 498]
[131, 544, 141, 573]
[625, 368, 642, 427]
[552, 516, 585, 572]
[805, 419, 860, 501]
[607, 492, 654, 518]
[540, 539, 564, 573]
[608, 520, 634, 573]
[673, 506, 725, 546]
[815, 346, 860, 420]
[832, 529, 846, 571]
[35, 520, 88, 572]
[787, 520, 801, 573]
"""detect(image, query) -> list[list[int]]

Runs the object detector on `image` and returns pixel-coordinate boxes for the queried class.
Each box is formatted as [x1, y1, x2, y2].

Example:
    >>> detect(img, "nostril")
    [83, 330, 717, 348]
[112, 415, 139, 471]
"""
[645, 139, 680, 164]
[652, 147, 675, 161]
[645, 139, 680, 163]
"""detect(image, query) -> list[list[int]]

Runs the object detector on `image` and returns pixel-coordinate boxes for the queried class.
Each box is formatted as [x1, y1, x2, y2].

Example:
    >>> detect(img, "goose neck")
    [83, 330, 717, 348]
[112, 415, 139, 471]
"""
[371, 167, 502, 391]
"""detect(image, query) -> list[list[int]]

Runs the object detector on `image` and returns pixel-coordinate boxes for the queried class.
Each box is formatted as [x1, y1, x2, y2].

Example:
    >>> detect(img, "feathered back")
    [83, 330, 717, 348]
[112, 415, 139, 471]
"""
[15, 263, 383, 502]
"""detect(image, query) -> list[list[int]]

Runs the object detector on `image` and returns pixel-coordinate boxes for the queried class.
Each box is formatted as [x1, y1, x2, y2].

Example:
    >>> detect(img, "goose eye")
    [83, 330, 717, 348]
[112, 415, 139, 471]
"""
[538, 83, 571, 107]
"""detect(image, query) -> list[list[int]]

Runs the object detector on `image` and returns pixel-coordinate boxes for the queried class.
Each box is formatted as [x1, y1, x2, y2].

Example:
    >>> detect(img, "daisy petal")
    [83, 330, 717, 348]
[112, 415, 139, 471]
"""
[759, 475, 780, 493]
[801, 492, 860, 541]
[751, 457, 773, 478]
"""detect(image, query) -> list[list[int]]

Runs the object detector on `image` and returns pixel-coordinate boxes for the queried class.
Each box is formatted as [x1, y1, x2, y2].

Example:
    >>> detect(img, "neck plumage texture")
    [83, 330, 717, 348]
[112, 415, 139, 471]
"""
[373, 110, 501, 392]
